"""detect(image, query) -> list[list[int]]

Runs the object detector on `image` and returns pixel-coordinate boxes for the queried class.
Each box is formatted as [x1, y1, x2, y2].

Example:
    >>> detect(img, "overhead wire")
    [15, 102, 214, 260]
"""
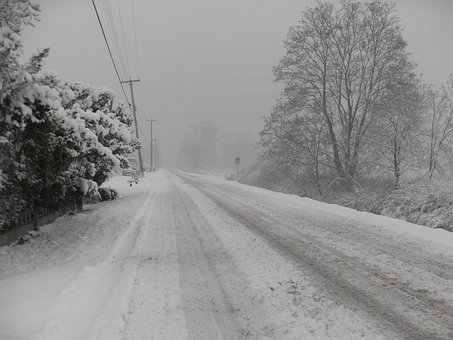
[138, 123, 148, 143]
[139, 78, 274, 84]
[91, 0, 130, 105]
[100, 0, 122, 76]
[131, 0, 141, 76]
[128, 0, 146, 143]
[102, 0, 129, 77]
[94, 0, 146, 145]
[116, 0, 131, 73]
[137, 94, 277, 103]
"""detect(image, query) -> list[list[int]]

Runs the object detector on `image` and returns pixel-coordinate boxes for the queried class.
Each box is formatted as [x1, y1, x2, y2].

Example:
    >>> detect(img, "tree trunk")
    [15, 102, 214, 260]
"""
[392, 138, 400, 190]
[74, 192, 84, 212]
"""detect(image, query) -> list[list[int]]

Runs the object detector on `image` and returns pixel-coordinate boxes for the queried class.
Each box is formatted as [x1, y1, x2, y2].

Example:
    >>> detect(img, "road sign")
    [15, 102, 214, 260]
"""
[235, 157, 240, 164]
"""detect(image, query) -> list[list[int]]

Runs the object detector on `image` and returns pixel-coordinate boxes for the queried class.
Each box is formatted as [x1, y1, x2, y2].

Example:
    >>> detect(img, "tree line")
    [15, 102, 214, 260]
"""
[0, 1, 137, 231]
[260, 0, 453, 195]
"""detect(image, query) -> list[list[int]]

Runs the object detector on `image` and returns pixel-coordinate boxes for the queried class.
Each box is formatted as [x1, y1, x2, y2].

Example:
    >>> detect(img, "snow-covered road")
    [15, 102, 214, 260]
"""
[1, 170, 452, 339]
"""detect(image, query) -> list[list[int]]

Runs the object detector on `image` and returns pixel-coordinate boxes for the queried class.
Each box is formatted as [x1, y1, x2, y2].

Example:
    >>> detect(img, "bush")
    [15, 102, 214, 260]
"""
[336, 190, 388, 215]
[327, 181, 453, 231]
[382, 184, 453, 231]
[98, 187, 119, 201]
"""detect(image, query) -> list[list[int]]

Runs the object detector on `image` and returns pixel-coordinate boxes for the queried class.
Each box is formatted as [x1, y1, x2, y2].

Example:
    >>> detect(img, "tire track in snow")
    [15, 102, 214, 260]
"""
[174, 173, 385, 339]
[175, 172, 453, 340]
[121, 187, 188, 340]
[31, 188, 156, 340]
[184, 172, 453, 282]
[170, 176, 242, 340]
[178, 172, 453, 301]
[201, 189, 447, 339]
[197, 179, 453, 321]
[201, 180, 453, 304]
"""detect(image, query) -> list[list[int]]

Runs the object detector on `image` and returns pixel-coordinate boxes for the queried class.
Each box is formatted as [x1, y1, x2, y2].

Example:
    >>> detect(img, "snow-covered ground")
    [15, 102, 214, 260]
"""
[0, 170, 452, 339]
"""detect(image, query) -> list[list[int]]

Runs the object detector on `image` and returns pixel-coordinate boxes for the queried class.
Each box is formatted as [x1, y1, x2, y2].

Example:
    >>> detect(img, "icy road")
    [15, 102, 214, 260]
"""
[1, 170, 453, 340]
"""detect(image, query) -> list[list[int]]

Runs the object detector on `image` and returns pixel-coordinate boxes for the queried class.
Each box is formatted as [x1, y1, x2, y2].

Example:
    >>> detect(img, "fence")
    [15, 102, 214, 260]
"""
[0, 194, 83, 247]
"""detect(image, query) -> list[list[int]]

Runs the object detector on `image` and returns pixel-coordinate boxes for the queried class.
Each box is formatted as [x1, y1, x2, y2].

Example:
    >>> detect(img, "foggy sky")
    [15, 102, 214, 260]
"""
[22, 0, 453, 168]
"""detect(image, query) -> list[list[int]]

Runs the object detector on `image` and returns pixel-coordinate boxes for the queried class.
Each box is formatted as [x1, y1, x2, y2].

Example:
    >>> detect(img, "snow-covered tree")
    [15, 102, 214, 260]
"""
[0, 1, 137, 230]
[0, 0, 41, 228]
[366, 64, 425, 188]
[58, 81, 137, 186]
[271, 1, 415, 187]
[425, 76, 453, 179]
[260, 97, 330, 195]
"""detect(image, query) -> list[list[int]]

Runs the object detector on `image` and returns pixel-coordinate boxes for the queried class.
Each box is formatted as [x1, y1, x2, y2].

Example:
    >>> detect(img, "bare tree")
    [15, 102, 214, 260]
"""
[367, 64, 425, 188]
[272, 1, 415, 187]
[426, 75, 453, 179]
[260, 97, 330, 195]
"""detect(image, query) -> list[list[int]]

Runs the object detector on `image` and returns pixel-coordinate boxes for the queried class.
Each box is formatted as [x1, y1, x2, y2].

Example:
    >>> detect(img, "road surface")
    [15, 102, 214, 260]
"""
[0, 170, 452, 339]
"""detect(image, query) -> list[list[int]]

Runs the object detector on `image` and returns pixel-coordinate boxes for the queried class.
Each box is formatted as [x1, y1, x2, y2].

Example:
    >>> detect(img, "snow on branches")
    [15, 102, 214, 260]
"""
[0, 0, 137, 230]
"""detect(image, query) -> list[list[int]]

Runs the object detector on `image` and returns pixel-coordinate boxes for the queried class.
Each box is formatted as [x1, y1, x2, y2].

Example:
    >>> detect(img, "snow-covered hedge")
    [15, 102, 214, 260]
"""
[0, 1, 137, 231]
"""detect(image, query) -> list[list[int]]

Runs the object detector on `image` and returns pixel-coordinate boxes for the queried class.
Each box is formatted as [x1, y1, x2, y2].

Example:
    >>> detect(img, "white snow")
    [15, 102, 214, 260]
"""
[0, 175, 152, 340]
[189, 171, 453, 253]
[0, 170, 452, 339]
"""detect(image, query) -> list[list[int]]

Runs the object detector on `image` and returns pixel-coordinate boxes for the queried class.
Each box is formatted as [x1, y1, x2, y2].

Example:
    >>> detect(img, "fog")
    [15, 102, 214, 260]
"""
[22, 0, 453, 170]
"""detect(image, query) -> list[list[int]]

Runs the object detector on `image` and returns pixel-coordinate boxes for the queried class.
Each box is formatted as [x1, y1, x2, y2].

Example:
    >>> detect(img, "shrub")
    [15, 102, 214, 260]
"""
[98, 187, 118, 201]
[336, 190, 388, 215]
[382, 184, 453, 231]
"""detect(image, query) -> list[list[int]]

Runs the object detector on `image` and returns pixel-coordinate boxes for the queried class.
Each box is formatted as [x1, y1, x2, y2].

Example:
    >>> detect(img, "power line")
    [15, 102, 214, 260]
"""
[100, 0, 124, 76]
[91, 0, 130, 105]
[138, 78, 274, 84]
[103, 0, 129, 77]
[94, 0, 146, 153]
[138, 122, 148, 143]
[131, 0, 141, 76]
[136, 94, 278, 102]
[92, 0, 149, 157]
[116, 0, 131, 74]
[80, 78, 275, 86]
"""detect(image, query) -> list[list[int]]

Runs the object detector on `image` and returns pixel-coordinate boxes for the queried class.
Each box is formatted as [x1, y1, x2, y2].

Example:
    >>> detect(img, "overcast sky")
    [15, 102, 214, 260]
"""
[22, 0, 453, 167]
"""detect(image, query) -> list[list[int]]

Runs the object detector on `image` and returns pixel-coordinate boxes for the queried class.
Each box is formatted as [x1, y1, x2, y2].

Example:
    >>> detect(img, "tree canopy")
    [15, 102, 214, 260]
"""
[262, 0, 420, 190]
[0, 0, 137, 230]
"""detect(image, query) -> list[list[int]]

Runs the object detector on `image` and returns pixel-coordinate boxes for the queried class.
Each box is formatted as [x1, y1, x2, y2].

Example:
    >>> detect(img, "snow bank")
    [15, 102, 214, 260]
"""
[182, 171, 453, 252]
[0, 174, 156, 340]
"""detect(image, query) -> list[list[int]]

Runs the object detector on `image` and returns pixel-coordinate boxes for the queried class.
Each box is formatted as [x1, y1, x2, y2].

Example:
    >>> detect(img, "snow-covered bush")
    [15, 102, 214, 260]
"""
[98, 187, 118, 201]
[382, 184, 453, 231]
[336, 190, 388, 215]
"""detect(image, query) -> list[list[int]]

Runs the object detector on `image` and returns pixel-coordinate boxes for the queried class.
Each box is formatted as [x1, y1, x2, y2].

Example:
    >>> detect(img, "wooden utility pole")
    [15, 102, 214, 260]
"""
[147, 119, 156, 171]
[121, 77, 144, 175]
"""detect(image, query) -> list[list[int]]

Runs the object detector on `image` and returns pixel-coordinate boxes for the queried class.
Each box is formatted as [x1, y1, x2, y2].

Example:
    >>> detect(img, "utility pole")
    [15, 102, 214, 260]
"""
[153, 138, 158, 170]
[121, 76, 144, 175]
[146, 118, 156, 171]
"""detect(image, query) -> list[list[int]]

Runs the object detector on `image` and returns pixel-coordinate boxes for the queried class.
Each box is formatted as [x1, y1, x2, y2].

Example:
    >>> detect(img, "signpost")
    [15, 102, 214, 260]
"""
[235, 157, 240, 182]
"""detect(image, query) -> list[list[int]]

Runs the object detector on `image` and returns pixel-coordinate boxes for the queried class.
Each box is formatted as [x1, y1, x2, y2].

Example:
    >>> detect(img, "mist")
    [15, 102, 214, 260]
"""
[21, 0, 453, 172]
[3, 1, 453, 338]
